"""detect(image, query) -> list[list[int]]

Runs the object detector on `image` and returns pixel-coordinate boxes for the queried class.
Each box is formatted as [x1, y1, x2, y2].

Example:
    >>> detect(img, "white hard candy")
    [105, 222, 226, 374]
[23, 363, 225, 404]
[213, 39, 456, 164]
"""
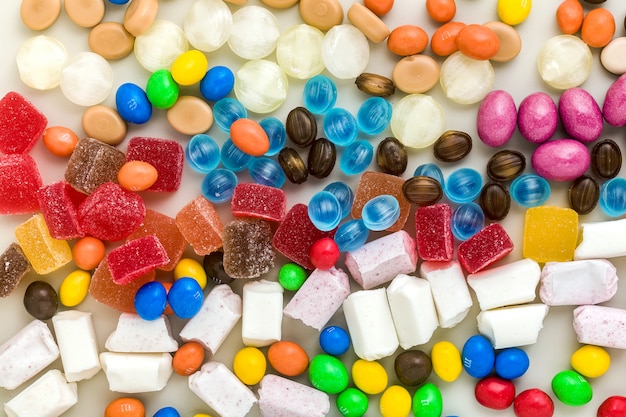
[440, 51, 494, 105]
[276, 24, 325, 80]
[184, 0, 232, 52]
[17, 35, 68, 90]
[390, 94, 445, 149]
[234, 59, 288, 114]
[322, 24, 369, 80]
[537, 34, 592, 90]
[228, 6, 279, 60]
[134, 20, 188, 72]
[60, 52, 112, 106]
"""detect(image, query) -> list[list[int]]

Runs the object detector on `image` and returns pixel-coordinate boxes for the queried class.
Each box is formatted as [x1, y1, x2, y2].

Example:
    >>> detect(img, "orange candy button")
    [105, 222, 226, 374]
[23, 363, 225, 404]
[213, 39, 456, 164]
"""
[267, 340, 309, 377]
[104, 397, 145, 417]
[117, 161, 159, 192]
[173, 341, 205, 376]
[387, 25, 429, 56]
[581, 7, 615, 48]
[431, 21, 466, 57]
[42, 126, 79, 157]
[72, 236, 106, 271]
[455, 24, 500, 60]
[230, 118, 270, 156]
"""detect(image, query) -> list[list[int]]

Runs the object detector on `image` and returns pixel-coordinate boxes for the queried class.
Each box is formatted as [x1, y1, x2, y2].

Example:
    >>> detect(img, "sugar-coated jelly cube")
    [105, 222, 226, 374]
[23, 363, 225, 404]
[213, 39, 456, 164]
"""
[89, 259, 155, 313]
[523, 206, 579, 263]
[223, 219, 275, 279]
[65, 137, 126, 194]
[126, 136, 184, 192]
[37, 180, 86, 240]
[457, 223, 514, 274]
[352, 171, 411, 232]
[126, 209, 186, 271]
[0, 91, 47, 154]
[0, 154, 43, 215]
[15, 213, 72, 274]
[78, 182, 146, 241]
[0, 243, 30, 297]
[231, 183, 286, 222]
[415, 203, 454, 261]
[176, 196, 224, 256]
[107, 235, 169, 285]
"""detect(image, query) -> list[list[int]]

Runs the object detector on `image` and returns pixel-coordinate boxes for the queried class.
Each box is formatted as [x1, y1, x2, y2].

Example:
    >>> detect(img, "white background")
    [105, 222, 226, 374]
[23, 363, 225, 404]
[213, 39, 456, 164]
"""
[1, 0, 626, 416]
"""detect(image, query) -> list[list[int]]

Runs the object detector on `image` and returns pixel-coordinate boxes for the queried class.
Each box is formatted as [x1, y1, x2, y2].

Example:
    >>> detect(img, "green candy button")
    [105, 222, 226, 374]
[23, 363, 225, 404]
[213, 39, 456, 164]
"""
[551, 369, 593, 406]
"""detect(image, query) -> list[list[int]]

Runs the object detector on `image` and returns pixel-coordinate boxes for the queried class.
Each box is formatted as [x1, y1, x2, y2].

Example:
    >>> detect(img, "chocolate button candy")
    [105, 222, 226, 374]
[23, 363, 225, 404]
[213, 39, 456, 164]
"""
[394, 350, 432, 386]
[203, 251, 234, 285]
[24, 280, 58, 320]
[487, 149, 526, 182]
[433, 130, 472, 162]
[286, 106, 317, 147]
[591, 139, 622, 179]
[376, 137, 407, 176]
[568, 175, 599, 215]
[479, 182, 511, 221]
[402, 176, 443, 206]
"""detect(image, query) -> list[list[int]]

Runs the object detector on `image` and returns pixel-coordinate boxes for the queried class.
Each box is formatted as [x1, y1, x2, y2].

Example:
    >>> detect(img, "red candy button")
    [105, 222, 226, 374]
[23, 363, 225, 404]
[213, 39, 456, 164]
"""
[310, 237, 340, 270]
[514, 388, 555, 417]
[475, 376, 516, 410]
[598, 396, 626, 417]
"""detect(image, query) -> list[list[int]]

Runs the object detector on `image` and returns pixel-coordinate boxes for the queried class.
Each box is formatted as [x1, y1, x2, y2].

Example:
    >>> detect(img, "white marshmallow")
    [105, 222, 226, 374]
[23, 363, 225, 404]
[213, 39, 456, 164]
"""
[189, 361, 257, 417]
[242, 280, 284, 347]
[258, 374, 330, 417]
[4, 370, 77, 417]
[573, 305, 626, 349]
[179, 284, 242, 355]
[0, 320, 59, 390]
[343, 288, 399, 360]
[477, 304, 549, 349]
[386, 274, 438, 349]
[574, 217, 626, 259]
[51, 310, 101, 382]
[99, 352, 173, 393]
[540, 259, 618, 306]
[283, 267, 351, 330]
[345, 230, 418, 289]
[467, 258, 541, 310]
[420, 261, 473, 328]
[105, 313, 178, 353]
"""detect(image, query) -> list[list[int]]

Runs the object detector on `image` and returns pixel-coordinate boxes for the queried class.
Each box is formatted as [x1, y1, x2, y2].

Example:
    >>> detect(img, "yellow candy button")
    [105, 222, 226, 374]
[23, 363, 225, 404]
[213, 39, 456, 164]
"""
[379, 385, 411, 417]
[571, 345, 610, 378]
[59, 269, 91, 307]
[352, 359, 388, 395]
[233, 346, 267, 385]
[171, 50, 209, 86]
[431, 340, 462, 382]
[497, 0, 532, 26]
[174, 258, 207, 289]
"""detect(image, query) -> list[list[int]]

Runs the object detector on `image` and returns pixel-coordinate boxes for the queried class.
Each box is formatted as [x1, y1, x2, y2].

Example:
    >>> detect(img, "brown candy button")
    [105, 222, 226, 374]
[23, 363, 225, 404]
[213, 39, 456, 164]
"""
[82, 105, 128, 146]
[392, 54, 440, 94]
[483, 21, 521, 62]
[347, 3, 390, 43]
[20, 0, 62, 31]
[166, 95, 214, 135]
[89, 22, 135, 60]
[64, 0, 105, 28]
[299, 0, 344, 32]
[124, 0, 159, 37]
[261, 0, 299, 8]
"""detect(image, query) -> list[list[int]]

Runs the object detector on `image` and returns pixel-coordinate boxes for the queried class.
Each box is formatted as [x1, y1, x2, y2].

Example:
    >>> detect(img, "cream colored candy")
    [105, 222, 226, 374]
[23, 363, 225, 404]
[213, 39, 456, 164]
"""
[347, 3, 390, 43]
[483, 21, 521, 62]
[387, 274, 439, 349]
[467, 258, 541, 311]
[537, 34, 592, 90]
[51, 311, 101, 382]
[242, 280, 284, 347]
[64, 0, 105, 28]
[601, 37, 626, 75]
[392, 54, 440, 94]
[166, 95, 214, 135]
[574, 305, 626, 349]
[0, 320, 59, 390]
[390, 93, 445, 149]
[17, 35, 68, 90]
[82, 105, 127, 146]
[540, 259, 618, 306]
[100, 352, 173, 393]
[261, 0, 299, 8]
[20, 0, 62, 31]
[440, 51, 494, 104]
[124, 0, 159, 37]
[258, 374, 330, 417]
[88, 22, 135, 60]
[420, 260, 473, 328]
[299, 0, 343, 32]
[574, 217, 626, 259]
[477, 304, 549, 349]
[189, 361, 257, 417]
[105, 313, 178, 353]
[4, 370, 77, 417]
[343, 288, 400, 360]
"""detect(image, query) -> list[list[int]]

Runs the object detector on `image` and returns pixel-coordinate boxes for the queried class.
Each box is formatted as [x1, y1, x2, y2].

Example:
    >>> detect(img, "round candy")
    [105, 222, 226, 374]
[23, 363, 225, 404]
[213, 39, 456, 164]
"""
[379, 385, 411, 417]
[104, 397, 145, 417]
[598, 396, 626, 417]
[319, 325, 351, 356]
[390, 94, 445, 149]
[333, 219, 370, 252]
[537, 35, 592, 90]
[260, 117, 287, 156]
[59, 270, 91, 307]
[352, 359, 388, 395]
[451, 202, 485, 241]
[72, 236, 106, 270]
[336, 388, 368, 417]
[571, 344, 611, 378]
[184, 0, 232, 52]
[221, 139, 253, 172]
[146, 69, 179, 109]
[322, 24, 370, 79]
[277, 263, 308, 291]
[394, 349, 432, 386]
[324, 107, 358, 147]
[475, 376, 516, 410]
[185, 134, 221, 174]
[43, 126, 79, 157]
[17, 35, 68, 90]
[412, 383, 443, 417]
[230, 118, 270, 156]
[234, 59, 288, 113]
[134, 281, 167, 320]
[323, 182, 354, 219]
[510, 174, 551, 207]
[267, 341, 309, 376]
[361, 194, 400, 231]
[599, 177, 626, 217]
[308, 191, 342, 231]
[357, 97, 392, 135]
[24, 281, 58, 320]
[249, 157, 286, 188]
[153, 407, 180, 417]
[462, 334, 495, 378]
[276, 24, 325, 79]
[172, 341, 205, 376]
[444, 168, 483, 203]
[117, 161, 158, 192]
[498, 0, 531, 25]
[513, 388, 554, 417]
[414, 163, 445, 185]
[340, 140, 374, 175]
[61, 51, 113, 106]
[167, 277, 204, 319]
[134, 20, 188, 72]
[310, 237, 340, 270]
[431, 340, 462, 382]
[213, 98, 247, 133]
[203, 251, 234, 285]
[201, 168, 238, 203]
[116, 83, 152, 124]
[440, 51, 494, 104]
[495, 347, 529, 380]
[303, 74, 337, 114]
[200, 65, 235, 102]
[233, 346, 267, 385]
[551, 369, 592, 406]
[171, 49, 208, 86]
[308, 354, 349, 394]
[229, 6, 280, 59]
[393, 54, 440, 95]
[174, 258, 208, 290]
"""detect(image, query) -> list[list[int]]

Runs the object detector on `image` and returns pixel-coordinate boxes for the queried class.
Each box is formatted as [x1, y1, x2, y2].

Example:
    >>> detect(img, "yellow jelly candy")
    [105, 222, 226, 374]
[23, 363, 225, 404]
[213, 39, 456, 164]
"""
[497, 0, 532, 26]
[15, 213, 72, 275]
[233, 346, 267, 385]
[522, 206, 578, 263]
[59, 269, 91, 307]
[171, 50, 209, 86]
[431, 340, 462, 382]
[571, 345, 611, 378]
[174, 258, 207, 289]
[352, 359, 388, 395]
[379, 385, 411, 417]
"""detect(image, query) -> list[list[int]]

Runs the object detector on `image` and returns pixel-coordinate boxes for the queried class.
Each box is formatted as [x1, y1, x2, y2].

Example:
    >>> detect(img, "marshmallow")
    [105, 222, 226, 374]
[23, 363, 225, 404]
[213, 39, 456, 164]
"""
[283, 267, 351, 330]
[105, 313, 178, 353]
[574, 217, 626, 259]
[345, 230, 418, 289]
[386, 274, 439, 349]
[51, 310, 100, 382]
[467, 258, 541, 310]
[189, 361, 257, 417]
[419, 261, 473, 328]
[4, 370, 77, 417]
[477, 304, 549, 349]
[99, 352, 173, 393]
[242, 280, 284, 347]
[540, 259, 618, 306]
[0, 320, 59, 390]
[258, 374, 330, 417]
[573, 305, 626, 349]
[179, 284, 242, 355]
[343, 288, 399, 360]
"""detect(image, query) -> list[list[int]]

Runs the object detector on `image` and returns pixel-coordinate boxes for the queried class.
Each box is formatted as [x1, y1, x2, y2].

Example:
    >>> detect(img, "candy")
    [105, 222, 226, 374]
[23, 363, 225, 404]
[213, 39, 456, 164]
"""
[352, 359, 388, 394]
[249, 157, 286, 188]
[308, 138, 336, 179]
[108, 236, 168, 286]
[402, 176, 443, 206]
[23, 281, 58, 320]
[340, 140, 374, 176]
[581, 7, 615, 48]
[484, 21, 521, 62]
[36, 181, 85, 240]
[394, 55, 440, 96]
[60, 52, 113, 106]
[601, 38, 626, 75]
[420, 260, 473, 328]
[276, 24, 325, 79]
[380, 385, 411, 417]
[286, 106, 317, 147]
[440, 51, 495, 104]
[184, 0, 232, 52]
[510, 174, 551, 207]
[0, 154, 42, 215]
[517, 92, 558, 144]
[477, 304, 549, 349]
[444, 167, 483, 203]
[415, 203, 453, 261]
[234, 59, 288, 114]
[523, 206, 578, 263]
[322, 24, 370, 79]
[573, 305, 626, 348]
[394, 350, 432, 386]
[100, 352, 173, 393]
[347, 3, 389, 43]
[105, 313, 177, 353]
[455, 24, 500, 61]
[353, 171, 411, 232]
[173, 258, 207, 289]
[513, 388, 554, 417]
[551, 370, 592, 406]
[495, 347, 529, 380]
[17, 35, 67, 91]
[201, 168, 238, 203]
[20, 0, 61, 30]
[223, 219, 275, 279]
[0, 92, 47, 154]
[104, 398, 145, 417]
[233, 346, 266, 385]
[89, 259, 155, 313]
[319, 325, 351, 356]
[477, 90, 517, 147]
[242, 280, 283, 347]
[175, 196, 223, 256]
[82, 106, 127, 146]
[498, 0, 531, 25]
[568, 175, 599, 215]
[267, 341, 309, 376]
[303, 75, 337, 114]
[299, 0, 343, 31]
[51, 310, 100, 382]
[115, 83, 152, 124]
[134, 282, 167, 320]
[308, 354, 349, 394]
[336, 388, 368, 417]
[65, 137, 126, 195]
[308, 191, 342, 231]
[3, 369, 77, 417]
[412, 383, 443, 417]
[126, 136, 184, 193]
[556, 0, 583, 34]
[462, 334, 495, 378]
[259, 374, 330, 417]
[310, 238, 340, 270]
[480, 180, 511, 219]
[559, 87, 603, 143]
[475, 376, 515, 410]
[433, 130, 472, 162]
[0, 243, 30, 297]
[167, 277, 203, 319]
[387, 25, 428, 56]
[361, 195, 399, 231]
[355, 72, 395, 97]
[390, 94, 445, 148]
[571, 345, 610, 378]
[376, 137, 407, 176]
[15, 213, 72, 274]
[457, 223, 514, 274]
[575, 217, 626, 259]
[486, 149, 526, 182]
[172, 342, 204, 376]
[592, 139, 622, 179]
[431, 21, 466, 56]
[598, 396, 626, 417]
[42, 125, 79, 157]
[166, 95, 214, 135]
[324, 107, 358, 147]
[88, 22, 135, 61]
[431, 340, 462, 382]
[537, 35, 592, 89]
[116, 161, 158, 192]
[133, 20, 188, 72]
[451, 202, 485, 241]
[213, 98, 246, 132]
[127, 210, 185, 271]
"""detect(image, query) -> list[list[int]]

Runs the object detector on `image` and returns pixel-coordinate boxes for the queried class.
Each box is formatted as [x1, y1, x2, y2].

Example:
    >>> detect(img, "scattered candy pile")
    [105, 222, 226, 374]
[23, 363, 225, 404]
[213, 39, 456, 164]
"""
[3, 0, 626, 417]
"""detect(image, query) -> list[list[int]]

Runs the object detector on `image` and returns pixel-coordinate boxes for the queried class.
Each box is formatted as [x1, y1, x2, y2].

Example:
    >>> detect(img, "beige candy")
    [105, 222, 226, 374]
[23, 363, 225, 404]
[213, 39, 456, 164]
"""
[299, 0, 343, 32]
[20, 0, 62, 31]
[166, 96, 214, 135]
[89, 22, 135, 60]
[601, 37, 626, 75]
[82, 105, 127, 146]
[124, 0, 159, 37]
[483, 21, 521, 62]
[261, 0, 298, 8]
[347, 3, 390, 43]
[64, 0, 105, 28]
[392, 55, 440, 94]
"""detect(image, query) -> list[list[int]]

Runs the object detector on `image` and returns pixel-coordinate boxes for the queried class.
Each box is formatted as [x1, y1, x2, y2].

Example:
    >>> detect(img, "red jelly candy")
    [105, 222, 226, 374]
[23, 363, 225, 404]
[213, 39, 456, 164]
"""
[0, 91, 47, 154]
[457, 223, 514, 274]
[126, 136, 184, 192]
[107, 235, 169, 285]
[475, 376, 516, 410]
[78, 182, 146, 241]
[598, 396, 626, 417]
[310, 237, 340, 270]
[414, 203, 454, 261]
[513, 388, 555, 417]
[0, 154, 42, 214]
[231, 182, 287, 222]
[37, 180, 87, 240]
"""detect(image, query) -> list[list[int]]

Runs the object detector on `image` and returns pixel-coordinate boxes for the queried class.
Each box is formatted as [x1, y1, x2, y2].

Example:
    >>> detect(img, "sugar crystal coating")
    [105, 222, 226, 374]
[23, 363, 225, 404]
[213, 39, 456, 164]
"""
[36, 180, 86, 240]
[0, 91, 47, 154]
[107, 235, 169, 285]
[415, 203, 454, 261]
[231, 182, 287, 222]
[175, 195, 223, 256]
[351, 171, 410, 232]
[0, 154, 43, 215]
[65, 137, 126, 194]
[223, 219, 275, 279]
[523, 206, 579, 263]
[126, 136, 184, 192]
[15, 213, 72, 274]
[0, 243, 30, 297]
[457, 223, 514, 274]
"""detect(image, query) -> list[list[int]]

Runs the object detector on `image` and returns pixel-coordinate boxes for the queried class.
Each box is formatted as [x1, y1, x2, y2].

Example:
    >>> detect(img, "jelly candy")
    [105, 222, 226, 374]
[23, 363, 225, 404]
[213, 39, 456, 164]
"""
[37, 180, 86, 240]
[0, 154, 43, 215]
[15, 213, 72, 274]
[231, 183, 286, 222]
[89, 259, 155, 313]
[0, 91, 47, 154]
[523, 206, 578, 263]
[126, 136, 184, 192]
[175, 196, 223, 256]
[65, 137, 126, 195]
[223, 219, 275, 279]
[415, 203, 453, 261]
[458, 223, 514, 273]
[107, 235, 169, 285]
[0, 243, 30, 297]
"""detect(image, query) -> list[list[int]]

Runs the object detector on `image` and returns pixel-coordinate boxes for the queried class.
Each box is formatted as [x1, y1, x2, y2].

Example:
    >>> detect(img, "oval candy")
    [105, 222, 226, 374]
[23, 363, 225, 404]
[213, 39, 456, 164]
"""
[514, 388, 554, 417]
[230, 118, 270, 156]
[598, 396, 626, 417]
[431, 341, 462, 383]
[531, 138, 591, 182]
[568, 175, 599, 215]
[497, 0, 531, 25]
[479, 182, 511, 221]
[387, 25, 428, 56]
[475, 376, 516, 410]
[559, 87, 603, 143]
[477, 90, 517, 147]
[462, 334, 495, 378]
[551, 369, 592, 406]
[603, 73, 626, 127]
[517, 92, 558, 144]
[591, 139, 622, 179]
[402, 176, 443, 206]
[433, 130, 472, 162]
[455, 24, 500, 61]
[412, 382, 443, 417]
[487, 149, 526, 182]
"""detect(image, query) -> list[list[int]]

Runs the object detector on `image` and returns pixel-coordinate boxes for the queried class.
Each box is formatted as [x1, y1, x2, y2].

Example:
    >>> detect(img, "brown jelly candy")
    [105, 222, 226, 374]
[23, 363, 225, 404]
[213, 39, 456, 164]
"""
[223, 219, 275, 279]
[0, 243, 30, 298]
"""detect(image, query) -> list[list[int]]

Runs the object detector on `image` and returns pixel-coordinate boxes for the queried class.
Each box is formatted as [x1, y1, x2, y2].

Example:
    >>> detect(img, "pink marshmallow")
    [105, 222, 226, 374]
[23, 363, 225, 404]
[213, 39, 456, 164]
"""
[258, 374, 330, 417]
[573, 305, 626, 349]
